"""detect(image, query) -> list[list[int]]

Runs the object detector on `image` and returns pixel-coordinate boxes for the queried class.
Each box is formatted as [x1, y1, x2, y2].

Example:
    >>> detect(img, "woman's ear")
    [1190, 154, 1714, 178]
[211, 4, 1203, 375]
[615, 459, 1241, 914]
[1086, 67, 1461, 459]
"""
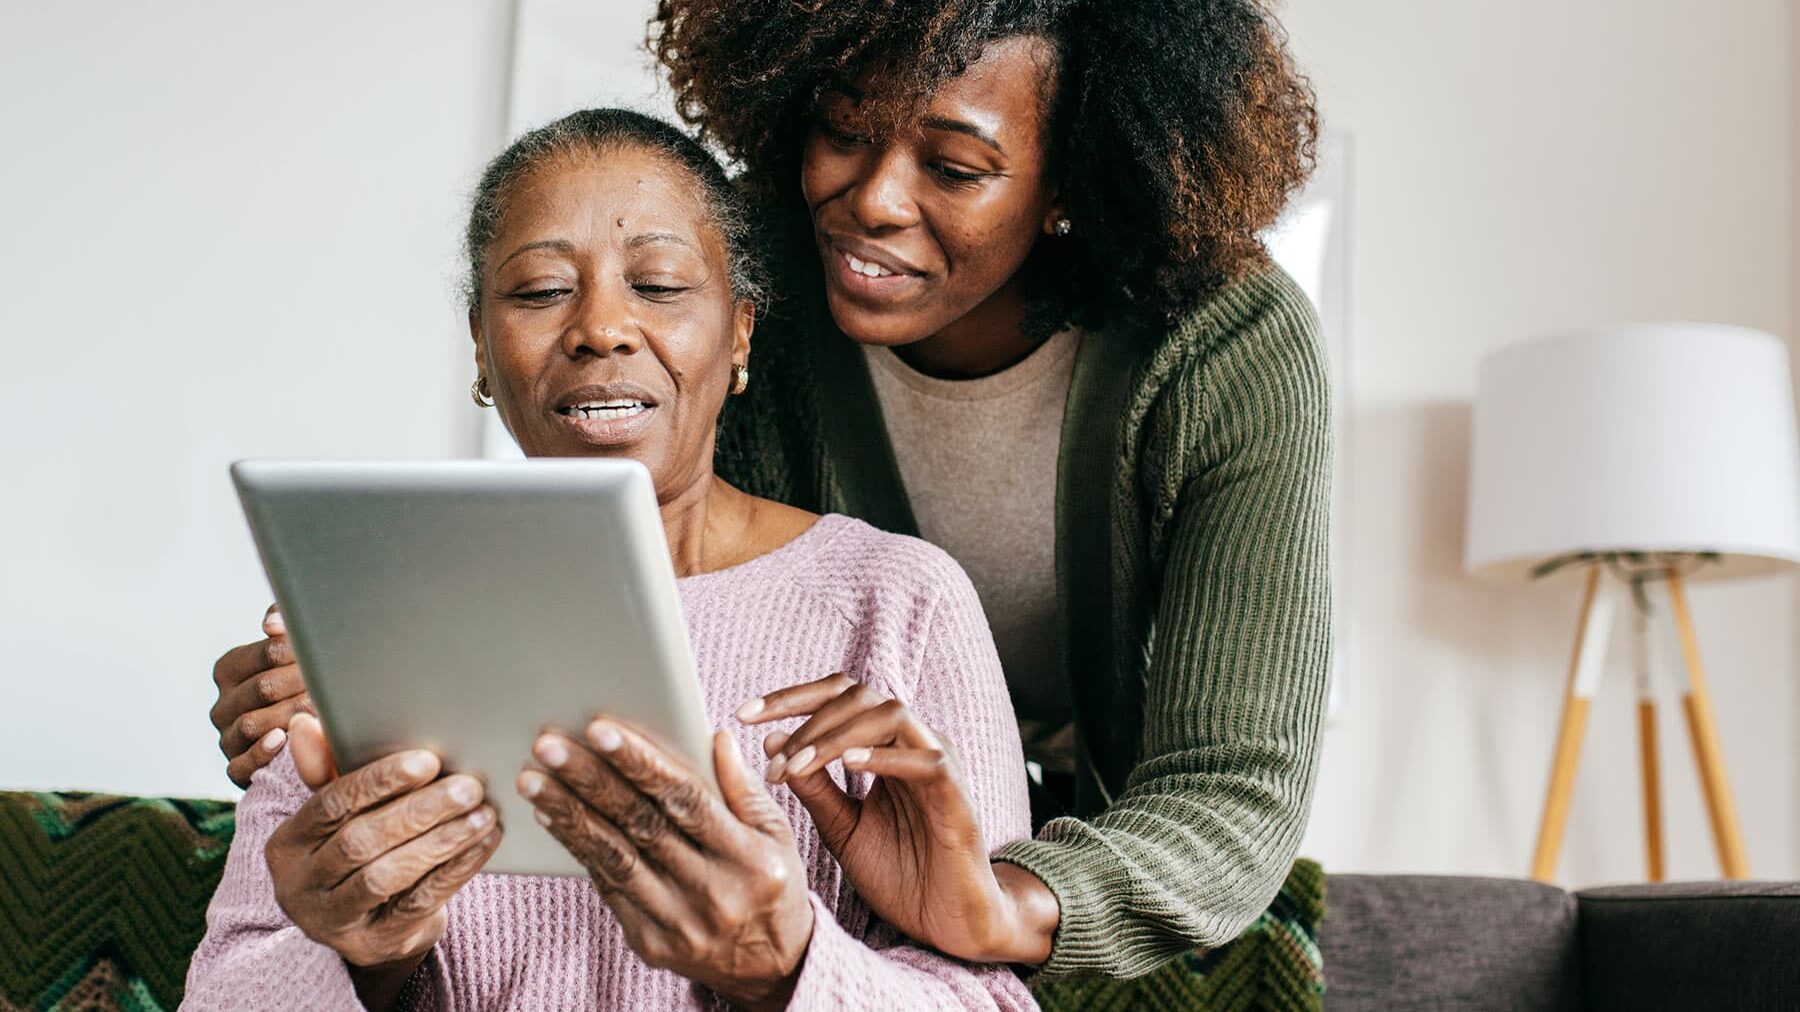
[731, 299, 755, 367]
[468, 308, 492, 387]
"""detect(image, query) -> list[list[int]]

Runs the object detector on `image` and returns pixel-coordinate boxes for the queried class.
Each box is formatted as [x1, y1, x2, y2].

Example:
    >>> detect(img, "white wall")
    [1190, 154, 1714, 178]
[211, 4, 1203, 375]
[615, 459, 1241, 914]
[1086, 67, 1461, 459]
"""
[0, 2, 511, 797]
[1790, 0, 1800, 882]
[1285, 0, 1800, 886]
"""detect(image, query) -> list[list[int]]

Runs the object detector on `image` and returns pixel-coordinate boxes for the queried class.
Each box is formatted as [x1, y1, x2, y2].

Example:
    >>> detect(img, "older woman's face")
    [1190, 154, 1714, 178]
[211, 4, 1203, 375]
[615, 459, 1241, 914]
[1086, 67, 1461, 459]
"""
[471, 148, 752, 500]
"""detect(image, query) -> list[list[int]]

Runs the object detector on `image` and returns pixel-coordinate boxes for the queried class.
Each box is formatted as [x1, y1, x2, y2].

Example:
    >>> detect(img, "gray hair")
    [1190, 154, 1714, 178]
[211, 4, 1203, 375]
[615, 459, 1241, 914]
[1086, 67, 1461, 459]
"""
[462, 108, 767, 311]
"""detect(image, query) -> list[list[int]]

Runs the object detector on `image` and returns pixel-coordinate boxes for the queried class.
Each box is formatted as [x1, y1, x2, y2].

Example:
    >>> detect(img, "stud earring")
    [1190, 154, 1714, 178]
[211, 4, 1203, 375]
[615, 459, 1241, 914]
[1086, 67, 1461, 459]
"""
[1053, 217, 1074, 237]
[469, 376, 494, 408]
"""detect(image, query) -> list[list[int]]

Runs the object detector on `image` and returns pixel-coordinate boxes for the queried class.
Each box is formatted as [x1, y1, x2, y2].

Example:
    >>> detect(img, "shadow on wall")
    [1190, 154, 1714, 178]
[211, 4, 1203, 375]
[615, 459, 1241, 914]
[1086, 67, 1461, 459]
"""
[1342, 401, 1590, 869]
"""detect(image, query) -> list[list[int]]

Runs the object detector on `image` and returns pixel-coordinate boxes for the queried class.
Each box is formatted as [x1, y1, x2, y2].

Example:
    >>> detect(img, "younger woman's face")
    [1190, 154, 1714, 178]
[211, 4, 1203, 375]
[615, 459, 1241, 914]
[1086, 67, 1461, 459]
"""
[800, 35, 1062, 347]
[470, 147, 753, 501]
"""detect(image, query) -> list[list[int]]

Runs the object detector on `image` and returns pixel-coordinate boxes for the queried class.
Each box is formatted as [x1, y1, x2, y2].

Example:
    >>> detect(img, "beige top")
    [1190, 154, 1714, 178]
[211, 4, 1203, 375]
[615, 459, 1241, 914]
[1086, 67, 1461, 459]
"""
[863, 328, 1081, 772]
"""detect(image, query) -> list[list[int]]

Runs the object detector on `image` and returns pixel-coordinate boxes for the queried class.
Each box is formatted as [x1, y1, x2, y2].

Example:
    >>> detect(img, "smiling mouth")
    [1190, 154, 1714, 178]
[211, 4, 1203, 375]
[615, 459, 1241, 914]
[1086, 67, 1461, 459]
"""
[556, 398, 652, 421]
[840, 248, 900, 278]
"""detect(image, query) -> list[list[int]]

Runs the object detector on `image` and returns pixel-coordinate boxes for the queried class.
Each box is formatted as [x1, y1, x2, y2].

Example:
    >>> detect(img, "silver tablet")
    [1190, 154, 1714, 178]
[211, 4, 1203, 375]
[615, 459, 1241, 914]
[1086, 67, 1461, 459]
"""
[231, 459, 715, 877]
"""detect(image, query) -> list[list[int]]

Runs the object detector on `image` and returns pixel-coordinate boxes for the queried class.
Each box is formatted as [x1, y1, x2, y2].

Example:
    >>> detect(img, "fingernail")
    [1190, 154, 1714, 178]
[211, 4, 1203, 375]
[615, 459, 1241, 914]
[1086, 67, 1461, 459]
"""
[518, 770, 545, 799]
[469, 807, 494, 830]
[536, 736, 569, 768]
[448, 776, 481, 806]
[265, 611, 285, 634]
[588, 721, 621, 752]
[534, 809, 552, 828]
[787, 745, 817, 776]
[843, 747, 871, 766]
[400, 752, 434, 779]
[736, 697, 765, 721]
[262, 727, 286, 752]
[765, 752, 788, 784]
[763, 731, 790, 755]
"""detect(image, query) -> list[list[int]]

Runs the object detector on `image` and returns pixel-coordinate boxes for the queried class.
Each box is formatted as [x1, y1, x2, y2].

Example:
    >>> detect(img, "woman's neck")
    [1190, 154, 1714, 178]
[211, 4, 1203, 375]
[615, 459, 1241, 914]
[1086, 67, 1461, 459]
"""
[660, 473, 739, 578]
[890, 277, 1044, 380]
[660, 472, 801, 578]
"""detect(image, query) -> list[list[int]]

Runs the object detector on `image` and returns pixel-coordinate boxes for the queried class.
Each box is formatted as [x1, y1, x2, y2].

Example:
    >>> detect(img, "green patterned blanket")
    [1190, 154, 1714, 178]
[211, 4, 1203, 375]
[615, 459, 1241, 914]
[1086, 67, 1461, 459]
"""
[1031, 859, 1327, 1011]
[0, 792, 236, 1011]
[0, 791, 1324, 1011]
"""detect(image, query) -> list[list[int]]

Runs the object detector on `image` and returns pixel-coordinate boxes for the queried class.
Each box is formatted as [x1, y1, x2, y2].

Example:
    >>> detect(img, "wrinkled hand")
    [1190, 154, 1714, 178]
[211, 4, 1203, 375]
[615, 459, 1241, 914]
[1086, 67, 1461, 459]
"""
[211, 604, 314, 787]
[268, 714, 501, 1006]
[518, 721, 814, 1010]
[741, 674, 1056, 964]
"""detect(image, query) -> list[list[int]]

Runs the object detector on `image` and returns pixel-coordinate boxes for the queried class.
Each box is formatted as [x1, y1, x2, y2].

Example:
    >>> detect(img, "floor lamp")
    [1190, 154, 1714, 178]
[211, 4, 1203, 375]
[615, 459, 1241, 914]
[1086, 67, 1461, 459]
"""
[1465, 323, 1800, 883]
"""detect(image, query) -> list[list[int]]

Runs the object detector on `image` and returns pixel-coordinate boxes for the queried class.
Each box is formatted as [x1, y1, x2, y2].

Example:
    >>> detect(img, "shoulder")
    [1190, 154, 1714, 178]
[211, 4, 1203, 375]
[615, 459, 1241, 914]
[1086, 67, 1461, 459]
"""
[795, 515, 980, 618]
[1126, 261, 1332, 523]
[1142, 260, 1331, 448]
[790, 518, 996, 701]
[782, 516, 986, 661]
[1161, 260, 1327, 401]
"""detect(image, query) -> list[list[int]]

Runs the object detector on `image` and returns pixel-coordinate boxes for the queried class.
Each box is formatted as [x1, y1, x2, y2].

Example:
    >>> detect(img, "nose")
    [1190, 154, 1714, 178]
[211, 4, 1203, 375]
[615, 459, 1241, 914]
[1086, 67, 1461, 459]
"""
[842, 147, 921, 233]
[561, 282, 642, 360]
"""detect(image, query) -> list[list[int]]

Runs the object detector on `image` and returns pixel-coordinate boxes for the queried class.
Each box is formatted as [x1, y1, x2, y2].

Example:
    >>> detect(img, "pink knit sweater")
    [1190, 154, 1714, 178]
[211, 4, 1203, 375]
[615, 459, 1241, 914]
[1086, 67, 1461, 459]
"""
[182, 514, 1037, 1011]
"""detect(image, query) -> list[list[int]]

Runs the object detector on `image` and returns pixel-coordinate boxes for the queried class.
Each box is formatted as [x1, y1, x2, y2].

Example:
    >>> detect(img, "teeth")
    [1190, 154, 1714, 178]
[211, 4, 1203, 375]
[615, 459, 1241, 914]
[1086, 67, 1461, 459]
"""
[565, 402, 648, 420]
[843, 251, 896, 278]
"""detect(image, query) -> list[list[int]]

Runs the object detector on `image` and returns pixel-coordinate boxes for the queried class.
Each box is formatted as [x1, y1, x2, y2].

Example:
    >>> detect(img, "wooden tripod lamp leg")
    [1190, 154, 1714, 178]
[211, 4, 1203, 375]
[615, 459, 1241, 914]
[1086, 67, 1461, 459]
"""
[1531, 567, 1615, 882]
[1631, 603, 1665, 882]
[1666, 569, 1751, 878]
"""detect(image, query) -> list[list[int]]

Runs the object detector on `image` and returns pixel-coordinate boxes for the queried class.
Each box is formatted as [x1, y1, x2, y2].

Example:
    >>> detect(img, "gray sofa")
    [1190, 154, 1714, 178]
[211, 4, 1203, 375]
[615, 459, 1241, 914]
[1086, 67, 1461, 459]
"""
[1319, 875, 1800, 1010]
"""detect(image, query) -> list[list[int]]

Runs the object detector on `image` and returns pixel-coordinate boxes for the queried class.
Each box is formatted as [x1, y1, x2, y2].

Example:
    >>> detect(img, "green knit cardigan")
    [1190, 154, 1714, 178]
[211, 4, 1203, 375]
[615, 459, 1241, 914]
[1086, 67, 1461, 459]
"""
[715, 237, 1334, 978]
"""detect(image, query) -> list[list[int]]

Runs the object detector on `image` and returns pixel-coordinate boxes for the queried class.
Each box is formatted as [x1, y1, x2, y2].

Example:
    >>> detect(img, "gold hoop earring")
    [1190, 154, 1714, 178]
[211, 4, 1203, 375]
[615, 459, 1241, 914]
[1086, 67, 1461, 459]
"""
[469, 376, 494, 408]
[730, 363, 750, 396]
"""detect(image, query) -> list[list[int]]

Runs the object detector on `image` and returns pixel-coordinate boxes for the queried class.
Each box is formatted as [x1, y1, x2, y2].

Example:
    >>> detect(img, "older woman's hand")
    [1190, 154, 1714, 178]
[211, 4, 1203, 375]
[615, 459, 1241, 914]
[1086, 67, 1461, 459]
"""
[518, 721, 814, 1010]
[211, 604, 314, 787]
[741, 675, 1059, 965]
[269, 714, 502, 1008]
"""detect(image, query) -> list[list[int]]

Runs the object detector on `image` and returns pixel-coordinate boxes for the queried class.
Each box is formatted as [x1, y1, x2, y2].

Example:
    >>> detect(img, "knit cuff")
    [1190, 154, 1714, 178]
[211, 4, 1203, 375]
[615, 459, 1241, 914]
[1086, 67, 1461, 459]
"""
[786, 894, 874, 1010]
[993, 836, 1130, 977]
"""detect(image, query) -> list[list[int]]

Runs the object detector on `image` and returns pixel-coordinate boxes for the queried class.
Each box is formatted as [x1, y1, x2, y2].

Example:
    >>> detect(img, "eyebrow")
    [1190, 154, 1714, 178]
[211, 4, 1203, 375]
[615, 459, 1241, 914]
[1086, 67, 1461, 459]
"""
[493, 232, 694, 271]
[921, 115, 1005, 157]
[495, 239, 574, 271]
[623, 231, 695, 252]
[820, 83, 1005, 157]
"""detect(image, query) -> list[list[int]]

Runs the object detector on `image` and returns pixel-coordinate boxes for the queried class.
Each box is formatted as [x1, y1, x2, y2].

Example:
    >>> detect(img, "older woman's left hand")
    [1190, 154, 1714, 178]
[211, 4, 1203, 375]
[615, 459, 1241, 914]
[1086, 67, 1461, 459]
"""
[517, 720, 814, 1010]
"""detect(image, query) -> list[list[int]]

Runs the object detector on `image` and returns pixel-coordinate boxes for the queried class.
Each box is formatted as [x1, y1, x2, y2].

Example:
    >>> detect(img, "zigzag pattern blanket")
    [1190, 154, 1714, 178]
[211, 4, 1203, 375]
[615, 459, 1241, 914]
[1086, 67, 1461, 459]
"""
[0, 791, 1325, 1010]
[0, 792, 235, 1011]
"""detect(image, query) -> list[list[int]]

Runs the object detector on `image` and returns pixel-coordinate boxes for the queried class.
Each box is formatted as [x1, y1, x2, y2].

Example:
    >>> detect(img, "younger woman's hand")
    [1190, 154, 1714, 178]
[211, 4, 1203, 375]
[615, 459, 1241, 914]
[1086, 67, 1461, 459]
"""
[518, 721, 814, 1010]
[268, 714, 501, 1008]
[211, 604, 313, 787]
[740, 674, 1057, 965]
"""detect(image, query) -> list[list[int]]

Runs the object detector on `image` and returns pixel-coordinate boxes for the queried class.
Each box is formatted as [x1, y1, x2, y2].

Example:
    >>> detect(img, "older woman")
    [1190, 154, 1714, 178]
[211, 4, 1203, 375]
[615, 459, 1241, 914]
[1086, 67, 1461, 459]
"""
[183, 109, 1034, 1011]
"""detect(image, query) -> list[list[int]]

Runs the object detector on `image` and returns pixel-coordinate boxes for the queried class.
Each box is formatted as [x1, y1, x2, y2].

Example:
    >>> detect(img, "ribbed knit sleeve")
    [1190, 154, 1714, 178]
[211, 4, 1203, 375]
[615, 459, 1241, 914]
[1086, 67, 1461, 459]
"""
[994, 276, 1333, 975]
[791, 895, 1036, 1011]
[181, 753, 381, 1011]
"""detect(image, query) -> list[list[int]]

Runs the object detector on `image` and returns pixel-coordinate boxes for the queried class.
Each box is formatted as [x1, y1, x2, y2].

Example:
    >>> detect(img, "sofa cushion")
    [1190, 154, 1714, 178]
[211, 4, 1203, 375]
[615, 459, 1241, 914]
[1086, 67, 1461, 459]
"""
[1319, 874, 1581, 1011]
[1577, 880, 1800, 1011]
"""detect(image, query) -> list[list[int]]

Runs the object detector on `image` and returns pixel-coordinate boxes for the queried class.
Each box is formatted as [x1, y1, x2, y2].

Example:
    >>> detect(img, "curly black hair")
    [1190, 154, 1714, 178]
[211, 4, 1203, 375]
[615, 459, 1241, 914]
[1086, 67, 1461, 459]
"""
[651, 0, 1318, 336]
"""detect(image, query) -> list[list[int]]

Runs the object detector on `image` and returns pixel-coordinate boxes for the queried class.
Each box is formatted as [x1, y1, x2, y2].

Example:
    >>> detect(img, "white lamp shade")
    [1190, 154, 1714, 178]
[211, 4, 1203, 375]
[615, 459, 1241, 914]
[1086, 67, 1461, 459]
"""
[1466, 323, 1800, 581]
